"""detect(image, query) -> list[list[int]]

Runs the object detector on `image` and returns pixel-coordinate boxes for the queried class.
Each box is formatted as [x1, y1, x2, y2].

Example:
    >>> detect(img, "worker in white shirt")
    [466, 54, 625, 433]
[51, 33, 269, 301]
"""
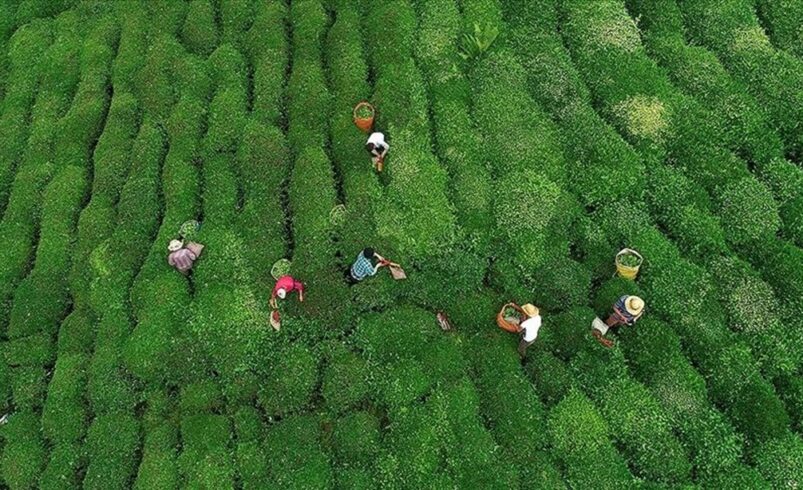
[365, 131, 389, 172]
[517, 304, 542, 358]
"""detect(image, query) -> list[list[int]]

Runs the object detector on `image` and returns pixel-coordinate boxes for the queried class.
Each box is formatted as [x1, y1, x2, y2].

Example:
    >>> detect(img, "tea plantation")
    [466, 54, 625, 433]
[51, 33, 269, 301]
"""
[1, 0, 802, 488]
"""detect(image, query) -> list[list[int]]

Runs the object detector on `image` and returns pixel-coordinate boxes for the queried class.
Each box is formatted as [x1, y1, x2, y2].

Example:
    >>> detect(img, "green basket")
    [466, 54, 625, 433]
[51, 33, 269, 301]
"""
[271, 259, 292, 280]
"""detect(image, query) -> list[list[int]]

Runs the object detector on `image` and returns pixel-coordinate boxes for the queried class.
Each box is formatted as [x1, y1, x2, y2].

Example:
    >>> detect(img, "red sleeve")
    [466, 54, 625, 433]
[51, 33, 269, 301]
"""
[295, 280, 305, 293]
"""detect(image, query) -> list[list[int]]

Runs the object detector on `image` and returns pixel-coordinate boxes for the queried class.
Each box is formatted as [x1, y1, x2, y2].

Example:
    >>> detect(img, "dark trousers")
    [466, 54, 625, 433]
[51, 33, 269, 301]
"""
[518, 337, 534, 358]
[344, 268, 359, 285]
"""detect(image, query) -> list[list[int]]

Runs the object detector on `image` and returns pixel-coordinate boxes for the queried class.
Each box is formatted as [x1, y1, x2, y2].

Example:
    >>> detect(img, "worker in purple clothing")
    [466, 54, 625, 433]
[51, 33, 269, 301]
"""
[167, 239, 204, 275]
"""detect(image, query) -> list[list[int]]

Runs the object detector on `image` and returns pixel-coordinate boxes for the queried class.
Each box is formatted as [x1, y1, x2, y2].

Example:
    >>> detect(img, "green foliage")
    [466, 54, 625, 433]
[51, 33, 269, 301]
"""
[678, 0, 803, 157]
[264, 415, 332, 488]
[373, 127, 457, 259]
[321, 345, 371, 414]
[40, 443, 83, 490]
[548, 391, 636, 488]
[332, 411, 380, 465]
[458, 22, 499, 61]
[494, 170, 575, 270]
[598, 378, 692, 483]
[718, 178, 780, 245]
[754, 433, 803, 489]
[1, 1, 801, 487]
[181, 0, 218, 57]
[41, 354, 88, 444]
[258, 343, 318, 417]
[0, 410, 46, 489]
[134, 424, 179, 490]
[83, 414, 140, 490]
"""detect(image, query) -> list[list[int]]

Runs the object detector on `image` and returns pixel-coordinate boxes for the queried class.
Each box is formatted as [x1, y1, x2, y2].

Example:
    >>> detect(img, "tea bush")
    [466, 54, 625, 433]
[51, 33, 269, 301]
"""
[83, 413, 140, 490]
[324, 2, 382, 262]
[180, 0, 218, 57]
[0, 409, 46, 489]
[0, 20, 51, 215]
[754, 0, 803, 57]
[264, 415, 332, 488]
[547, 391, 636, 488]
[679, 0, 803, 158]
[245, 0, 287, 126]
[133, 424, 179, 490]
[178, 414, 235, 488]
[258, 343, 318, 417]
[321, 345, 371, 414]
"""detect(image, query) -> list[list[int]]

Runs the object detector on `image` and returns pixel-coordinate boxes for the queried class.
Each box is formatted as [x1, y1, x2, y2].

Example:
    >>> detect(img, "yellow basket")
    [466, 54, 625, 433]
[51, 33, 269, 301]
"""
[615, 248, 643, 280]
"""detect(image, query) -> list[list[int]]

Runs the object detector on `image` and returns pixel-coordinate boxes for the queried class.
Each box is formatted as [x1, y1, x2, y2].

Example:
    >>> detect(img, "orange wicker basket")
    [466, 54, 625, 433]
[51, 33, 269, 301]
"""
[353, 101, 375, 133]
[497, 303, 525, 333]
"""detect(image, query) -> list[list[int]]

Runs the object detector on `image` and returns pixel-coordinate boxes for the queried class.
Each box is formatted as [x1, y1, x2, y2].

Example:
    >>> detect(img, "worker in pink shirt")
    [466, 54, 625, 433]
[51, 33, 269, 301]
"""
[270, 275, 305, 309]
[167, 239, 204, 275]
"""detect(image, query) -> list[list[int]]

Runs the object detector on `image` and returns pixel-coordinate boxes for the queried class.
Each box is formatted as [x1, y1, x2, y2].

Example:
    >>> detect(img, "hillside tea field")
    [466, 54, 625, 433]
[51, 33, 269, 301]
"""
[1, 0, 802, 488]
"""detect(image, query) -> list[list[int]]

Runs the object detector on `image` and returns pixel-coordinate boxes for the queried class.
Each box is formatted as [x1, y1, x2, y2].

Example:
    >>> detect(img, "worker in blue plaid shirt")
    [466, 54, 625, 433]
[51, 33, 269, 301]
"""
[346, 247, 388, 284]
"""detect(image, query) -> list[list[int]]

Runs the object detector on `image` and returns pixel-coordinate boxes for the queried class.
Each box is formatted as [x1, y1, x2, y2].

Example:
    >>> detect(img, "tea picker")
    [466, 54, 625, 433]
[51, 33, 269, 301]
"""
[591, 296, 645, 348]
[497, 303, 542, 358]
[353, 101, 389, 172]
[270, 275, 305, 309]
[365, 131, 389, 172]
[268, 259, 295, 331]
[167, 238, 204, 275]
[346, 247, 406, 284]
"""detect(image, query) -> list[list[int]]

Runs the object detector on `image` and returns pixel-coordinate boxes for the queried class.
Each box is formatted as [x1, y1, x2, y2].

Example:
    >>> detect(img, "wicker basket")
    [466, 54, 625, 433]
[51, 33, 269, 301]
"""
[497, 303, 525, 333]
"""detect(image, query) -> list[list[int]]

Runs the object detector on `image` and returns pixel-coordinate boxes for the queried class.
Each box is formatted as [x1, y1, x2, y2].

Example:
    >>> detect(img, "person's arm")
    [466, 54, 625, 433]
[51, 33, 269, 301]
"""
[298, 282, 305, 302]
[374, 254, 389, 272]
[269, 289, 277, 309]
[380, 144, 389, 158]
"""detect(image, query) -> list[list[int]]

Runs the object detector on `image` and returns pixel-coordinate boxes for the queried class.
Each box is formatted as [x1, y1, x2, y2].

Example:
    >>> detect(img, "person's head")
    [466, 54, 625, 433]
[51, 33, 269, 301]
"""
[522, 304, 540, 318]
[626, 296, 644, 316]
[276, 288, 287, 299]
[363, 247, 375, 260]
[168, 239, 183, 252]
[365, 142, 375, 153]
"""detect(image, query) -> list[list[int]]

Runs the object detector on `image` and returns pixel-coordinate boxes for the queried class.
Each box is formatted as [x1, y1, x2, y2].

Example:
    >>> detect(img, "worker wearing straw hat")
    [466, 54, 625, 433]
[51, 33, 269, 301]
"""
[167, 239, 204, 275]
[517, 304, 542, 359]
[592, 295, 644, 347]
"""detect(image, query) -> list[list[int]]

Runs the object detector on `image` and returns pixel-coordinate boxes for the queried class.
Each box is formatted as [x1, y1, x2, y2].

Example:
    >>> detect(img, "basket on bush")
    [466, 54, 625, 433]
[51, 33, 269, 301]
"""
[615, 248, 643, 280]
[271, 258, 292, 280]
[497, 303, 525, 333]
[353, 101, 375, 133]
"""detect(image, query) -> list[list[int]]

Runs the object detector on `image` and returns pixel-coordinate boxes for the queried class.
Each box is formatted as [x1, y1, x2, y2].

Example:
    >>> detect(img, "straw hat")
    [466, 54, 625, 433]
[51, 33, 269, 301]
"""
[168, 239, 183, 252]
[276, 288, 287, 299]
[522, 303, 540, 318]
[626, 296, 644, 316]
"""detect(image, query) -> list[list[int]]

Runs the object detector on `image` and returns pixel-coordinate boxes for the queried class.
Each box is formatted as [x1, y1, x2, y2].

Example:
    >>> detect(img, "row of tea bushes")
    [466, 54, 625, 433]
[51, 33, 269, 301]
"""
[0, 19, 51, 215]
[1, 15, 119, 490]
[627, 0, 803, 249]
[365, 0, 457, 264]
[678, 0, 803, 159]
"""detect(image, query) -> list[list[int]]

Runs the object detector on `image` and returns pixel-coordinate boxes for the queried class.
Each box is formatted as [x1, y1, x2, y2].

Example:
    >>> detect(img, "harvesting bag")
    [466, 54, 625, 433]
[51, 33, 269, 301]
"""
[389, 264, 406, 280]
[270, 310, 281, 331]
